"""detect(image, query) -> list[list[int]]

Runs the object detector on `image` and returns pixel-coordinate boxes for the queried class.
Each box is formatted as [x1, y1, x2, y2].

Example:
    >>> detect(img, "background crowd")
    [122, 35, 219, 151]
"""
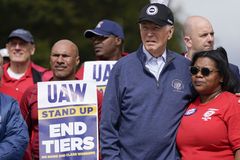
[0, 0, 183, 68]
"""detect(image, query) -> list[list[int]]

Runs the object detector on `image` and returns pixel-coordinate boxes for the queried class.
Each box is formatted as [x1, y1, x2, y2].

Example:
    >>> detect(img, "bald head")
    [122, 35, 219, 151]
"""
[183, 16, 213, 36]
[183, 16, 214, 59]
[51, 39, 79, 57]
[50, 39, 80, 81]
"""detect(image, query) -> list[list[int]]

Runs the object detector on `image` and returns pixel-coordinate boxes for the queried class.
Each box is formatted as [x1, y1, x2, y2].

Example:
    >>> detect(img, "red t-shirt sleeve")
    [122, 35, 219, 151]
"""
[223, 96, 240, 151]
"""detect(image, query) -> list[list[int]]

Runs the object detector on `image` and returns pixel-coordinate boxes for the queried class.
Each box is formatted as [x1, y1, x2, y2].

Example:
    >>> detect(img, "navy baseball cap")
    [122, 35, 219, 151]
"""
[138, 3, 174, 26]
[84, 19, 124, 40]
[8, 28, 34, 43]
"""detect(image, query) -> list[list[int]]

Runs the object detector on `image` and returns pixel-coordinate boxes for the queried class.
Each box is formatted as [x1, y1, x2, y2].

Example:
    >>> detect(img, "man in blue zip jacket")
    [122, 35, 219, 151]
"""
[100, 3, 196, 160]
[0, 54, 29, 160]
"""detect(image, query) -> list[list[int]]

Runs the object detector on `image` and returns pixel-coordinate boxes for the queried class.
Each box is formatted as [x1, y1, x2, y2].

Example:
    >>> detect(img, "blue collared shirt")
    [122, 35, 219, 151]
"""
[143, 46, 166, 80]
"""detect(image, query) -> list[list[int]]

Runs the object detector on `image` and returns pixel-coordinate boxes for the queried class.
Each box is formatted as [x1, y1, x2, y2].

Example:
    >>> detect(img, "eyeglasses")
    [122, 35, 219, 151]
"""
[190, 66, 219, 76]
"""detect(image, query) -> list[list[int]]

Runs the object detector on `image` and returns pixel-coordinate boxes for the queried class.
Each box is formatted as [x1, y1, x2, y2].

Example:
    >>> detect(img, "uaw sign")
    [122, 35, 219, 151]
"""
[38, 80, 98, 160]
[83, 61, 116, 94]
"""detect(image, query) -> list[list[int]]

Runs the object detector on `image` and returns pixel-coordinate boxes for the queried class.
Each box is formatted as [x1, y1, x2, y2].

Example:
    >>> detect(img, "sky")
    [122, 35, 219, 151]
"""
[169, 0, 240, 67]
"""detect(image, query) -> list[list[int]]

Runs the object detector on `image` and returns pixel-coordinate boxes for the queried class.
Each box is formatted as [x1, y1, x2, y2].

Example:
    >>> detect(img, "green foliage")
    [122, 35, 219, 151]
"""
[0, 0, 184, 67]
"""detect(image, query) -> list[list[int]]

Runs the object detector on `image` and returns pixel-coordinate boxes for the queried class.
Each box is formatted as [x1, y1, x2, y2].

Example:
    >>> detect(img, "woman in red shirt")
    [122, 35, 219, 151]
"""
[176, 47, 240, 160]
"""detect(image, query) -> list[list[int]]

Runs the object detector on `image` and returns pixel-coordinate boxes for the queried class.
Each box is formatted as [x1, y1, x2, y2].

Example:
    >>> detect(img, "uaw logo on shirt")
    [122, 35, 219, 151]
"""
[171, 79, 184, 92]
[202, 108, 218, 121]
[146, 5, 158, 15]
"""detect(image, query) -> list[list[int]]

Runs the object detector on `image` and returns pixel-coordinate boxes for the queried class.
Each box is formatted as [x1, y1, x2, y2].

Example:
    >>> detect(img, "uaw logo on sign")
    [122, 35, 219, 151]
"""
[83, 61, 116, 94]
[202, 108, 218, 121]
[37, 80, 99, 160]
[146, 5, 158, 15]
[171, 79, 184, 92]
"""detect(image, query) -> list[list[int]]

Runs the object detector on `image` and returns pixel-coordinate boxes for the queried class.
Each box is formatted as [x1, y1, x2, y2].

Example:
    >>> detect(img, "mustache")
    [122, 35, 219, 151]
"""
[54, 64, 67, 68]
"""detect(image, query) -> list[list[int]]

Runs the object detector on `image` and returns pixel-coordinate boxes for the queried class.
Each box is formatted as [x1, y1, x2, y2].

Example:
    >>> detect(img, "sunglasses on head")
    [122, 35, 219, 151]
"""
[190, 66, 219, 76]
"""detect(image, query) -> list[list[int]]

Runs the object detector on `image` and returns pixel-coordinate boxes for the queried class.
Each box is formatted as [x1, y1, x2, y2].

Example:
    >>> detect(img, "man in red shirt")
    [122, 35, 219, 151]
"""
[0, 54, 21, 102]
[20, 39, 103, 160]
[2, 28, 46, 98]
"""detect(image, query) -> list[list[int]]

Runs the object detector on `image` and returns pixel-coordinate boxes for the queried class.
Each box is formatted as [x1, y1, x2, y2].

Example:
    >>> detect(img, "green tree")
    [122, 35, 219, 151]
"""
[0, 0, 184, 68]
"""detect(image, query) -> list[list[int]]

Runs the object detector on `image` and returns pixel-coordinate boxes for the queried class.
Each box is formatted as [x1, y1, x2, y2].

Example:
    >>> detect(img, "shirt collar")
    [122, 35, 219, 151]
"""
[2, 62, 32, 81]
[142, 45, 167, 62]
